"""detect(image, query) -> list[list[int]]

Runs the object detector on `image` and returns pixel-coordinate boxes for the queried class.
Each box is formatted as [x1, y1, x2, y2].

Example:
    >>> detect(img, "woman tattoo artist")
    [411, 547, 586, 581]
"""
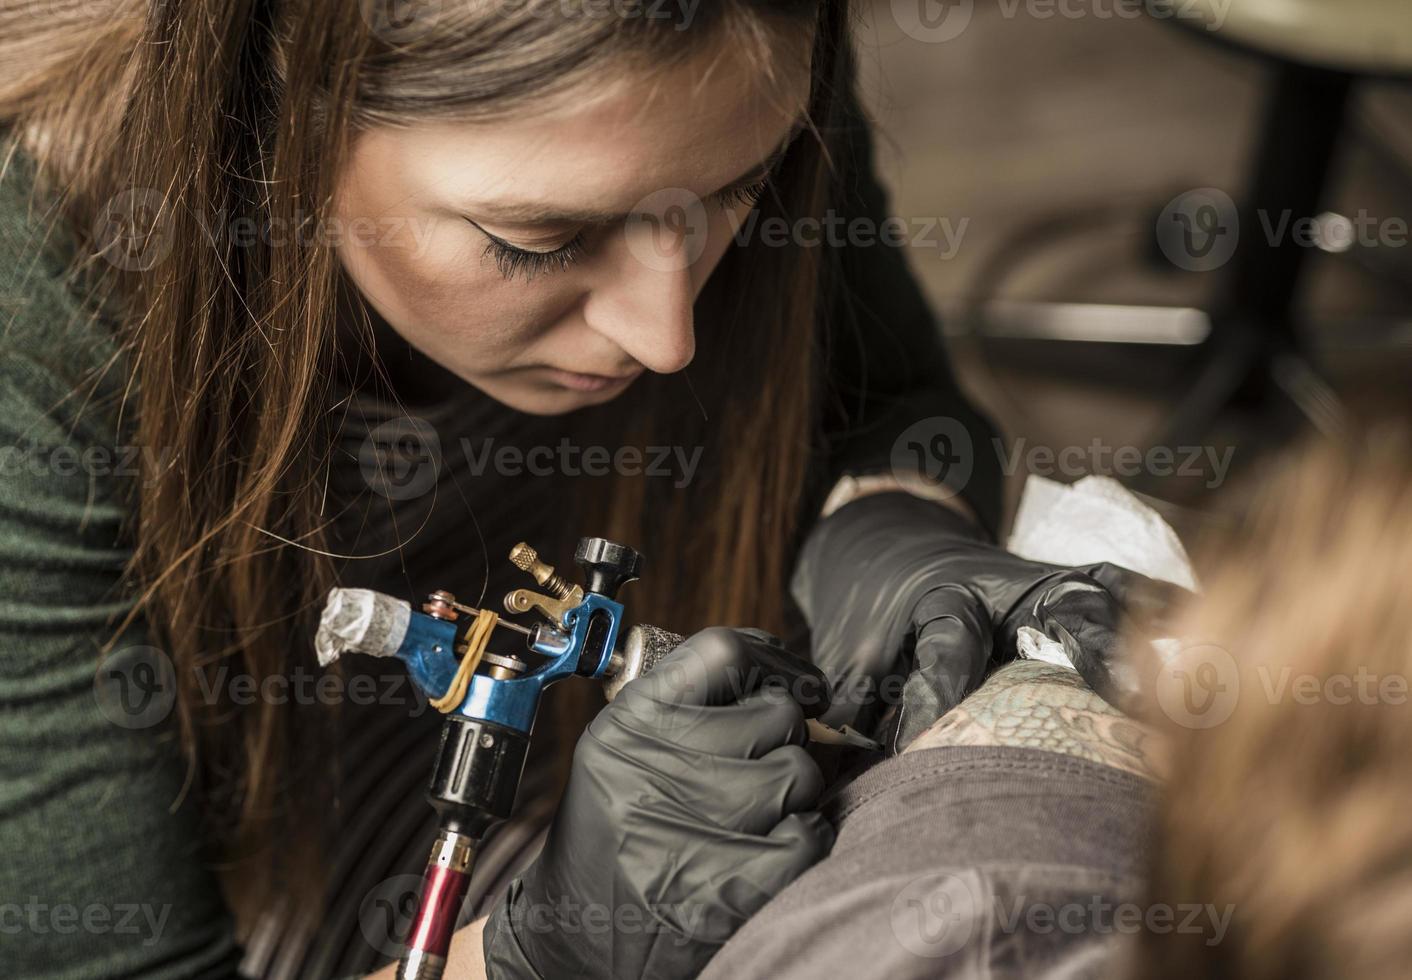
[0, 0, 1147, 976]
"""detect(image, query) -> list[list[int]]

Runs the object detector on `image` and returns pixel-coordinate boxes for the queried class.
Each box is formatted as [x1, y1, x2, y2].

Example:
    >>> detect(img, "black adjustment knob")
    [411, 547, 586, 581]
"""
[574, 537, 643, 599]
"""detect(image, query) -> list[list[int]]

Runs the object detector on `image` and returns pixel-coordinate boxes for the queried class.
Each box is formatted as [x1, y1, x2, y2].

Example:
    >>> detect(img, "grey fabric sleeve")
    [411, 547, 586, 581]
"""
[700, 746, 1155, 980]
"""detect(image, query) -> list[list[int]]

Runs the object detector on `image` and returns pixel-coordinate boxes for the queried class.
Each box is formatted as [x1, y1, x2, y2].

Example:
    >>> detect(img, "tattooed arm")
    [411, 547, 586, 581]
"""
[902, 660, 1166, 781]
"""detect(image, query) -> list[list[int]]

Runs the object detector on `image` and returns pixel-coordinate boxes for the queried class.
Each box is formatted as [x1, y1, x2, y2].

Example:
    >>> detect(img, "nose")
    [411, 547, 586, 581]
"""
[579, 221, 698, 376]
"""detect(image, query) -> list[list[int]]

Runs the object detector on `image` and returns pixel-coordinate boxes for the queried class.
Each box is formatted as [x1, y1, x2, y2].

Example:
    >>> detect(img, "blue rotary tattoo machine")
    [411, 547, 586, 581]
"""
[314, 536, 877, 979]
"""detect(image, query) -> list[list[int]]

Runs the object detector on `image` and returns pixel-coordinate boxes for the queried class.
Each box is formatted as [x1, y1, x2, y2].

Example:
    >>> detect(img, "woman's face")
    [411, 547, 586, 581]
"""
[334, 37, 812, 416]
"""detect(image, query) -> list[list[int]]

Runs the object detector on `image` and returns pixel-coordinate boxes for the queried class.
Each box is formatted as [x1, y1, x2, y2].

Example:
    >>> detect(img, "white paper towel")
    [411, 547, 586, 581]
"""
[1006, 475, 1197, 668]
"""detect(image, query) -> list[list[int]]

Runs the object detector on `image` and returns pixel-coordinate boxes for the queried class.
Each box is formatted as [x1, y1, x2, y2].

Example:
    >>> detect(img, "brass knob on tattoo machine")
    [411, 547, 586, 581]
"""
[508, 542, 575, 600]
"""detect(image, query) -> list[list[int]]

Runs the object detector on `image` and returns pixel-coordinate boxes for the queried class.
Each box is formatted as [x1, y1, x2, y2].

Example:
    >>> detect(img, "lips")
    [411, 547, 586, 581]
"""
[541, 366, 643, 393]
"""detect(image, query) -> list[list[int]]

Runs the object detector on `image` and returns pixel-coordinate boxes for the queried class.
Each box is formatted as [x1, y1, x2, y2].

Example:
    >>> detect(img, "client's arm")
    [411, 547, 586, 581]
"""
[699, 660, 1163, 980]
[367, 919, 487, 980]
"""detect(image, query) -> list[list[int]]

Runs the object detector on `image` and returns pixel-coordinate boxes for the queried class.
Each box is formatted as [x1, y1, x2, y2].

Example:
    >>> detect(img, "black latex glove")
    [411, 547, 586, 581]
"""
[483, 627, 835, 980]
[792, 492, 1165, 751]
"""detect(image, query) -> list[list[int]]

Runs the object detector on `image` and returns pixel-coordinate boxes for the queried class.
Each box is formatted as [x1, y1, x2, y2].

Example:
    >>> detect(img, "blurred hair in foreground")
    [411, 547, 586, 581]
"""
[1130, 422, 1412, 980]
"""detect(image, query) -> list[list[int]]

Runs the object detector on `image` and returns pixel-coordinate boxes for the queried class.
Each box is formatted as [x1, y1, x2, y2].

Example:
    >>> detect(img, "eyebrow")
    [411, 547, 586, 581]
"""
[461, 117, 807, 226]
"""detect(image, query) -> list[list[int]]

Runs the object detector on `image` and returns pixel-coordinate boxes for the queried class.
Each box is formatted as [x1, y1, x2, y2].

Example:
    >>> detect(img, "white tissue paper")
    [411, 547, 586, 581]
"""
[1005, 475, 1197, 669]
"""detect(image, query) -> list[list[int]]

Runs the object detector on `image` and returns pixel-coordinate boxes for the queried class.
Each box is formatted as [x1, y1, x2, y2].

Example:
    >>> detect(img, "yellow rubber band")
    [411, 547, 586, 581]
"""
[429, 608, 498, 713]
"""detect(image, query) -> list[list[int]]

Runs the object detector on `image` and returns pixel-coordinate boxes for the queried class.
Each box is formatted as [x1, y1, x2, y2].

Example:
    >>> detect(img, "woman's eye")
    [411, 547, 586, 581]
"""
[469, 221, 587, 283]
[715, 176, 770, 210]
[467, 176, 767, 283]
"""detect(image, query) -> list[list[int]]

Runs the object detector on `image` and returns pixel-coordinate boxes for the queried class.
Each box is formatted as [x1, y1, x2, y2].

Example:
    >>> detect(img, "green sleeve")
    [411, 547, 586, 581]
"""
[0, 151, 244, 978]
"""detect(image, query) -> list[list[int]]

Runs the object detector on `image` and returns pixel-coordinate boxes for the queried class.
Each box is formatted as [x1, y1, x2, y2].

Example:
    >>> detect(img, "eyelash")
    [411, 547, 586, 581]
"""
[481, 231, 587, 283]
[717, 175, 771, 210]
[478, 174, 772, 283]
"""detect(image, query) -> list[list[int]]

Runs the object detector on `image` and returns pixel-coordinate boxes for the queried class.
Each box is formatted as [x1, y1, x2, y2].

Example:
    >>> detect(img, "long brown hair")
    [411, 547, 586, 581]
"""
[1, 0, 854, 924]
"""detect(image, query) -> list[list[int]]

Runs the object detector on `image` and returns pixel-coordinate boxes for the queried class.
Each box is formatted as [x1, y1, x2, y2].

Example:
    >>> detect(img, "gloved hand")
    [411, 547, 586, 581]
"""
[483, 627, 835, 980]
[792, 492, 1168, 751]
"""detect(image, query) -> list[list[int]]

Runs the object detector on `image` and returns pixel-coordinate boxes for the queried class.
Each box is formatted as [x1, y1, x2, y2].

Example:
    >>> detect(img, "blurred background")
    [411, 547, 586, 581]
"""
[853, 0, 1412, 537]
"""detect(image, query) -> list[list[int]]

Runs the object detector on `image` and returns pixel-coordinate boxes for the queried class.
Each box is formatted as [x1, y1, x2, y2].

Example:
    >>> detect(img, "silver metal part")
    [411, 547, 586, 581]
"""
[603, 624, 684, 701]
[446, 599, 532, 636]
[428, 829, 476, 873]
[805, 719, 883, 752]
[479, 651, 528, 675]
[528, 625, 574, 658]
[423, 591, 459, 622]
[397, 949, 446, 980]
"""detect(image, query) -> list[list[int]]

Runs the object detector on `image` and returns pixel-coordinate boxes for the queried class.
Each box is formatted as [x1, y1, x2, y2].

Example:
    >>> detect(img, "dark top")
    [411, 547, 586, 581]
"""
[0, 97, 1001, 980]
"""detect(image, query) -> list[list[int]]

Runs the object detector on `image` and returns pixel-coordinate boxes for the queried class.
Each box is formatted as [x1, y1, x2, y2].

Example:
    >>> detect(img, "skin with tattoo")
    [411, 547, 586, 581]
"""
[903, 660, 1166, 781]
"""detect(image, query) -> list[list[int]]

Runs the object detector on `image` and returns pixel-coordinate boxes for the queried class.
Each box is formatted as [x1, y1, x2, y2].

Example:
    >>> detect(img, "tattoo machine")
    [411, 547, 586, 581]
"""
[314, 536, 879, 980]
